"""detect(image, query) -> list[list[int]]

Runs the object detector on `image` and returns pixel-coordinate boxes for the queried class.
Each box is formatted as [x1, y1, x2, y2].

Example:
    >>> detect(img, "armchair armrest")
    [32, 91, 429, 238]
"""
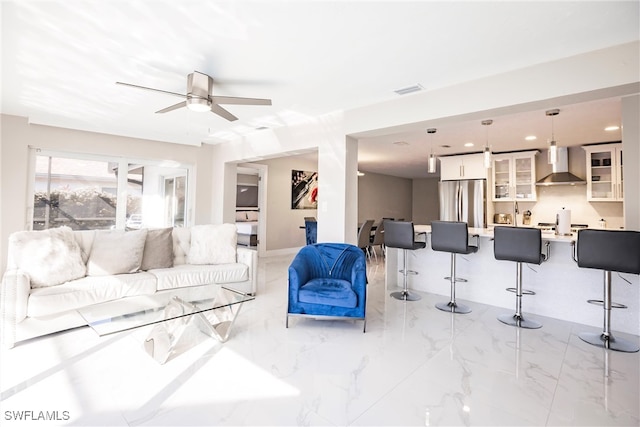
[350, 260, 368, 291]
[1, 269, 31, 348]
[236, 247, 258, 295]
[288, 255, 312, 303]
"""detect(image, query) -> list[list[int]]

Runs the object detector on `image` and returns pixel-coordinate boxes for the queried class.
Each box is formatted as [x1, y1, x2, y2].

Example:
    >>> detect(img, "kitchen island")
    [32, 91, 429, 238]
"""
[385, 225, 639, 336]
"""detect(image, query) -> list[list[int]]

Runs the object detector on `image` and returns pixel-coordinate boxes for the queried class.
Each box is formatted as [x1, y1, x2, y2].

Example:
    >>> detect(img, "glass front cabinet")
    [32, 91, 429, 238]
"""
[583, 143, 623, 202]
[492, 150, 538, 202]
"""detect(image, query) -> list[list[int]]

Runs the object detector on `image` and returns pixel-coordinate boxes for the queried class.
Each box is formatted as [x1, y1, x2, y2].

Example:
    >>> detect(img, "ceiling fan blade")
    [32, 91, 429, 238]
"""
[156, 101, 187, 114]
[210, 104, 238, 121]
[211, 96, 272, 106]
[116, 81, 186, 98]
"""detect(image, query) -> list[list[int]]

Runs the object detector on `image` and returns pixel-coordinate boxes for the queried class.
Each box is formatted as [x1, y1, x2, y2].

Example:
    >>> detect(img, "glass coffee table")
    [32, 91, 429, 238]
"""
[77, 284, 254, 363]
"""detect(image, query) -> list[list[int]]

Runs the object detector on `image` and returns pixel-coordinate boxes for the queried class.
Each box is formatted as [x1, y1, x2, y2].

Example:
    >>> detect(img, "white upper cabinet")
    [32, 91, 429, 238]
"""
[583, 143, 623, 202]
[439, 153, 486, 181]
[491, 150, 538, 202]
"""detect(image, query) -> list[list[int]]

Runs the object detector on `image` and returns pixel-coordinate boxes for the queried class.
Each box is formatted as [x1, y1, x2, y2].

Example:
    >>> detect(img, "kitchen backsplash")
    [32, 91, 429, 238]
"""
[494, 185, 624, 229]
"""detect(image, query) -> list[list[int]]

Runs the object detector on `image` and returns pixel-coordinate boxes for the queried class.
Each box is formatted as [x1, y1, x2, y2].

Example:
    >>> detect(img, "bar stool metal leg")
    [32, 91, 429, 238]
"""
[579, 271, 639, 352]
[436, 253, 471, 314]
[498, 262, 542, 329]
[391, 249, 421, 301]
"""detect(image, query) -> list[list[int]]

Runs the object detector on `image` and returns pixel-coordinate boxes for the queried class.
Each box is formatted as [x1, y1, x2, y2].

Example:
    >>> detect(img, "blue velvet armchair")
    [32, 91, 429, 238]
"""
[287, 243, 367, 332]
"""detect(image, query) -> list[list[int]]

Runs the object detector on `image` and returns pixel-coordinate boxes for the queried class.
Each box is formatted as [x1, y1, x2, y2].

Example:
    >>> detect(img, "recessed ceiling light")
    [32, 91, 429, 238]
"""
[605, 125, 620, 131]
[525, 135, 537, 141]
[393, 141, 409, 146]
[464, 142, 474, 147]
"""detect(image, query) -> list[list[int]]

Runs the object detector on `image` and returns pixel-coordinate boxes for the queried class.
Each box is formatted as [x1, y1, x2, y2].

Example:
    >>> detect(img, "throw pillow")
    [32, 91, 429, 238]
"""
[141, 228, 174, 271]
[86, 229, 148, 276]
[172, 227, 191, 265]
[9, 226, 87, 288]
[246, 211, 259, 221]
[235, 211, 248, 222]
[188, 224, 237, 265]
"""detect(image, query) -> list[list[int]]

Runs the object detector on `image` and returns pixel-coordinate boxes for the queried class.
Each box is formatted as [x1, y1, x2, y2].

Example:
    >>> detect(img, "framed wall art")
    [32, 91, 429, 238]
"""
[291, 170, 318, 210]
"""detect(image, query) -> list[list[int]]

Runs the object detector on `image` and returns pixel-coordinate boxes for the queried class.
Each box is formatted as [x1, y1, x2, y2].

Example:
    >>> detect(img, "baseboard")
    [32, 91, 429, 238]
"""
[261, 247, 302, 258]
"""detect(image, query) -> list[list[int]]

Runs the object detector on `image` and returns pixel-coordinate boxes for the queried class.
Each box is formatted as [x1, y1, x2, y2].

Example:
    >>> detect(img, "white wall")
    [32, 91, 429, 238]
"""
[622, 94, 640, 230]
[0, 114, 215, 272]
[209, 42, 639, 247]
[412, 178, 440, 224]
[357, 172, 413, 224]
[345, 42, 639, 136]
[210, 111, 359, 245]
[249, 155, 318, 252]
[237, 173, 259, 186]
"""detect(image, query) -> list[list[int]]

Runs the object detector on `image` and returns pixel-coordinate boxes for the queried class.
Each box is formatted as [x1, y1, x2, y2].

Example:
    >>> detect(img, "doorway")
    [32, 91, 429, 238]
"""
[237, 163, 267, 257]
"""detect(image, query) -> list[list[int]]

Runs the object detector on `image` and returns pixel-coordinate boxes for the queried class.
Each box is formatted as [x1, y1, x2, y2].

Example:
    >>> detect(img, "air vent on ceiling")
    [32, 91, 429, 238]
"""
[394, 84, 424, 95]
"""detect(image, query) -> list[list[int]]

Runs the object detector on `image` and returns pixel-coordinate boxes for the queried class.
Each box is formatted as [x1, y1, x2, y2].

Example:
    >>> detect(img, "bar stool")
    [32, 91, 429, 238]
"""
[494, 226, 549, 329]
[384, 220, 426, 301]
[430, 221, 478, 314]
[357, 219, 375, 261]
[573, 229, 640, 352]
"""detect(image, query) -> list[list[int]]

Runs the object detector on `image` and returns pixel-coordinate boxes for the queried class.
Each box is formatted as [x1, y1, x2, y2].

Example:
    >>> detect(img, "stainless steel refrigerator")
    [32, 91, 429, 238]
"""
[438, 180, 487, 228]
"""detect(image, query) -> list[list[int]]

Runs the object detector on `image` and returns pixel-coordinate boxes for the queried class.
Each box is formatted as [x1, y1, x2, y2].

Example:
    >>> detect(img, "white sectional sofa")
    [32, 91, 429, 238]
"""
[1, 224, 257, 348]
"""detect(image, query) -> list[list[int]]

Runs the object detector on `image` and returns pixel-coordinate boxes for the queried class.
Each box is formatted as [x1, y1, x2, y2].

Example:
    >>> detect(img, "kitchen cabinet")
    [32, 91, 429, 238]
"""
[491, 150, 538, 201]
[583, 143, 623, 201]
[439, 153, 486, 181]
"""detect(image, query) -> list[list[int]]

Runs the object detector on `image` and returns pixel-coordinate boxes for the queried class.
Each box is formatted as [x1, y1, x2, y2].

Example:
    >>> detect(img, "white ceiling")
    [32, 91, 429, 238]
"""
[2, 1, 639, 178]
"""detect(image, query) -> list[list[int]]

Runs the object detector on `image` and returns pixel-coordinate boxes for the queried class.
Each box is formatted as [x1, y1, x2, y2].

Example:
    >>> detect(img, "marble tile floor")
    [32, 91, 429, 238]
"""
[1, 254, 638, 426]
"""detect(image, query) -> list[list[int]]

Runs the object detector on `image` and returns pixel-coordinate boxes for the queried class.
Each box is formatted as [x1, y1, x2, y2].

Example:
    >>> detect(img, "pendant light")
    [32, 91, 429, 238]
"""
[481, 119, 493, 168]
[546, 109, 560, 164]
[427, 128, 437, 174]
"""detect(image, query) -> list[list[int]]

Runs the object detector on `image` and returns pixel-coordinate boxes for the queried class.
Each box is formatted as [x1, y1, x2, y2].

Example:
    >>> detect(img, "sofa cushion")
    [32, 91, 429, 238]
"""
[188, 224, 237, 265]
[172, 227, 191, 266]
[27, 272, 157, 317]
[9, 226, 87, 288]
[298, 278, 358, 308]
[150, 263, 249, 291]
[141, 228, 174, 271]
[86, 229, 148, 276]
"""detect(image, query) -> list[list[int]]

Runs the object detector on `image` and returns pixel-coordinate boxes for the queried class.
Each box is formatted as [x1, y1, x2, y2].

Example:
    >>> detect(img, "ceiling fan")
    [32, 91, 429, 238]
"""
[116, 71, 272, 121]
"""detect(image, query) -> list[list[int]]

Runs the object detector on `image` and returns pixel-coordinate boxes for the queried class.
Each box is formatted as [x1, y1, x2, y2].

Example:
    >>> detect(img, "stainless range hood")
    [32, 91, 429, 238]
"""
[536, 147, 586, 186]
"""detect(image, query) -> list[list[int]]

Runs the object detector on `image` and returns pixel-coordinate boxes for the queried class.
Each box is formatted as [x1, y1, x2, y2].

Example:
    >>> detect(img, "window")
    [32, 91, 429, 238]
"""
[164, 174, 187, 227]
[31, 150, 192, 231]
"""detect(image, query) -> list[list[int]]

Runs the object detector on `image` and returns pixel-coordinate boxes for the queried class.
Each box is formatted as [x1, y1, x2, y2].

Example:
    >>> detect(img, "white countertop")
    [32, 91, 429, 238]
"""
[414, 224, 576, 243]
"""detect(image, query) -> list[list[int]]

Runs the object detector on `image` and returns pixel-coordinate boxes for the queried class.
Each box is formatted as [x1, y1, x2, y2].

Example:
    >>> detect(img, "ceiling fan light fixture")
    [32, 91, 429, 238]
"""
[186, 97, 211, 112]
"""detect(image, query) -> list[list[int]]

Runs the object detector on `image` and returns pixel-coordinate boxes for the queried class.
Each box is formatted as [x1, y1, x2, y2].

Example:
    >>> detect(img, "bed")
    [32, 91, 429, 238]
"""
[236, 210, 259, 246]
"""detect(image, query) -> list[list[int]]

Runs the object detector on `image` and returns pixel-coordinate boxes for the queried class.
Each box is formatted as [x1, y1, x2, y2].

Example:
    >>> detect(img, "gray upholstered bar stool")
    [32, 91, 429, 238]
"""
[384, 220, 426, 301]
[430, 220, 478, 314]
[494, 226, 549, 329]
[573, 229, 640, 352]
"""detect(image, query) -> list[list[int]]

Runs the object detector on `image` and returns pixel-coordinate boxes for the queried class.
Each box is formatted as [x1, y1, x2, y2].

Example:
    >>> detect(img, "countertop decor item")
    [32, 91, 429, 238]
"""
[556, 208, 571, 236]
